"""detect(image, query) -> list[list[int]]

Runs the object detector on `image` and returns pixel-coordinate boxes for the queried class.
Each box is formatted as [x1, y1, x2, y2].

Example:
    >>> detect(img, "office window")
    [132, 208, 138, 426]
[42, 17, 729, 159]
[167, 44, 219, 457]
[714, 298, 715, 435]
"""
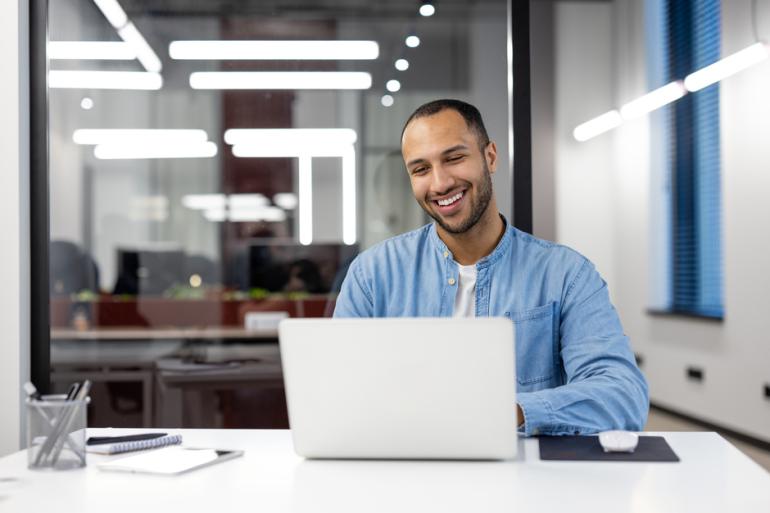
[39, 0, 511, 428]
[648, 0, 723, 319]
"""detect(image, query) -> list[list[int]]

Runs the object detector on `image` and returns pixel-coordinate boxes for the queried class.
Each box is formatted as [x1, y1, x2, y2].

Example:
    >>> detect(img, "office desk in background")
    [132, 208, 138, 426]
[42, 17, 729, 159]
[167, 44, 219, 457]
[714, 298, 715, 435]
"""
[1, 429, 769, 512]
[51, 328, 282, 428]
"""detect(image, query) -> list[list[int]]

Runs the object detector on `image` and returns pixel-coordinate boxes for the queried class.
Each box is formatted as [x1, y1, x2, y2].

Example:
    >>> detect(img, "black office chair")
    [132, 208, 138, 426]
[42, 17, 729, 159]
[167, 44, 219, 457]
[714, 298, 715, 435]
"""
[49, 240, 100, 296]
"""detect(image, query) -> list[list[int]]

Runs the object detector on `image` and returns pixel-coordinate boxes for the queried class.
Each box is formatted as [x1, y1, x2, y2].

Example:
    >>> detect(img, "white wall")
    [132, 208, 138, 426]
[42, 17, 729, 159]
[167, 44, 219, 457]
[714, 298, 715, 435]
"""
[0, 0, 30, 456]
[554, 2, 617, 290]
[554, 0, 770, 443]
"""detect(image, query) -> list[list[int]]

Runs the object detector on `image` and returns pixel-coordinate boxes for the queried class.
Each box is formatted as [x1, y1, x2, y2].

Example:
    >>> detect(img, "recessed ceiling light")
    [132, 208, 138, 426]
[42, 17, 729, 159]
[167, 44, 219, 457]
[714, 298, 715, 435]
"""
[386, 80, 401, 92]
[405, 35, 421, 48]
[395, 58, 409, 71]
[419, 3, 436, 17]
[381, 94, 394, 107]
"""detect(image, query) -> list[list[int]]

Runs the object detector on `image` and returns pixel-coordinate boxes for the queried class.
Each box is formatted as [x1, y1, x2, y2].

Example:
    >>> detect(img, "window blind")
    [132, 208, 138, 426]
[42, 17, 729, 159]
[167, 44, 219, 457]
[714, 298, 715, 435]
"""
[665, 0, 723, 318]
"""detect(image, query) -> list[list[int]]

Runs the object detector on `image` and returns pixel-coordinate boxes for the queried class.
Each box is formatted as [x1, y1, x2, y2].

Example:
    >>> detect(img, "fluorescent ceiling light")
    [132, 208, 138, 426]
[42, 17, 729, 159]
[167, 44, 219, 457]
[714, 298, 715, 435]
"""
[92, 0, 128, 29]
[406, 36, 420, 48]
[224, 128, 357, 147]
[74, 129, 208, 145]
[620, 81, 686, 120]
[229, 194, 270, 209]
[395, 58, 409, 71]
[232, 145, 355, 158]
[93, 141, 217, 159]
[572, 110, 622, 142]
[381, 94, 394, 107]
[273, 193, 298, 210]
[341, 147, 356, 245]
[204, 206, 287, 223]
[169, 40, 379, 60]
[231, 207, 287, 223]
[684, 42, 770, 92]
[118, 21, 162, 72]
[386, 79, 401, 92]
[49, 70, 162, 90]
[189, 71, 372, 90]
[48, 41, 135, 60]
[182, 194, 226, 210]
[298, 156, 313, 246]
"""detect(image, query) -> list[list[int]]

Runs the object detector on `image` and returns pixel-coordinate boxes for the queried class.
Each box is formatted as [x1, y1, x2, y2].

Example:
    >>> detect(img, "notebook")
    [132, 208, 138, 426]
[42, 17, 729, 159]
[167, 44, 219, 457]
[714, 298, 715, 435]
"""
[98, 447, 244, 475]
[87, 434, 183, 455]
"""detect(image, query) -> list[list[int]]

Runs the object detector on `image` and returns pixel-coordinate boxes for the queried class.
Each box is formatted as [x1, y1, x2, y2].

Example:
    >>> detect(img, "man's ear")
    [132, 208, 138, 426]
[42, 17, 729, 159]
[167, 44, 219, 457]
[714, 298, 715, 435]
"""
[485, 141, 498, 174]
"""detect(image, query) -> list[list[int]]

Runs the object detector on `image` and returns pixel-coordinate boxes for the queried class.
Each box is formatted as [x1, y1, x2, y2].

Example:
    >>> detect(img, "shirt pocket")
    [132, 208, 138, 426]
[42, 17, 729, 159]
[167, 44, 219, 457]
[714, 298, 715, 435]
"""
[504, 302, 557, 386]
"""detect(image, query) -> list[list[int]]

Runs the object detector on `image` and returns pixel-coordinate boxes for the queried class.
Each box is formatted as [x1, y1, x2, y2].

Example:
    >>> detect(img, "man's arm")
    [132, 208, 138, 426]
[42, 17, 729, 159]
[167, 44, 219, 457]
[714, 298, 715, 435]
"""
[517, 259, 649, 436]
[332, 257, 374, 318]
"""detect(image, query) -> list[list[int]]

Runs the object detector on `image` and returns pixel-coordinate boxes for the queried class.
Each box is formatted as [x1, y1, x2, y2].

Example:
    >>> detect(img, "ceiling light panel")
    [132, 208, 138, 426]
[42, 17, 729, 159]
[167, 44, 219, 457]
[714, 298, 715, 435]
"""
[170, 40, 379, 60]
[189, 71, 372, 90]
[49, 71, 162, 90]
[48, 41, 136, 60]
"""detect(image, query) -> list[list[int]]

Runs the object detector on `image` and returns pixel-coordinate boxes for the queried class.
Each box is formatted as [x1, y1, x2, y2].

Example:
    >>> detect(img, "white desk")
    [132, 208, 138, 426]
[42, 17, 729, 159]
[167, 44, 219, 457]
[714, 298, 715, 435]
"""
[1, 429, 769, 513]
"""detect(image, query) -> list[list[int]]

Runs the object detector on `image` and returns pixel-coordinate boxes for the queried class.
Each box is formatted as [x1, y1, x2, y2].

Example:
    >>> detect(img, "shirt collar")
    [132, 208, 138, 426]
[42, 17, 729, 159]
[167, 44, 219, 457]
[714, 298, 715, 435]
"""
[428, 214, 514, 269]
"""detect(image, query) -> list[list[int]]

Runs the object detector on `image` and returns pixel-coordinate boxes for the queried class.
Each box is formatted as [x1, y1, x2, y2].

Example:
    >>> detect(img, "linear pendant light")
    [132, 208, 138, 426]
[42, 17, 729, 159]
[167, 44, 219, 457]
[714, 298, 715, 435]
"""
[574, 41, 770, 141]
[48, 41, 136, 60]
[49, 70, 162, 90]
[684, 41, 769, 92]
[619, 81, 686, 120]
[189, 71, 372, 90]
[169, 40, 379, 60]
[573, 110, 622, 142]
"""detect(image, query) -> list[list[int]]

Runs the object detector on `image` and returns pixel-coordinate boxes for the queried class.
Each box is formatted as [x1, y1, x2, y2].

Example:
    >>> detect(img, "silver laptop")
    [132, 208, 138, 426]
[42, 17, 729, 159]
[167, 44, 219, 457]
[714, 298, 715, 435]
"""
[278, 317, 517, 460]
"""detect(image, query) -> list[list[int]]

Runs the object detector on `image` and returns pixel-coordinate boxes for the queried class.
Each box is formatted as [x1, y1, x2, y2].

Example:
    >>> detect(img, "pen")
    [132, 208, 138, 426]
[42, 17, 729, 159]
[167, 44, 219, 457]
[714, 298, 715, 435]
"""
[65, 382, 80, 401]
[87, 433, 168, 446]
[39, 380, 91, 467]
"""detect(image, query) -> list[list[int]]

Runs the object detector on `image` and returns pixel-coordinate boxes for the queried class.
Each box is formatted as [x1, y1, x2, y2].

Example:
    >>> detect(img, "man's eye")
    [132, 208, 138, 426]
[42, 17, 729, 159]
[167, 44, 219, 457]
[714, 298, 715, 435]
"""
[412, 167, 427, 175]
[447, 155, 464, 162]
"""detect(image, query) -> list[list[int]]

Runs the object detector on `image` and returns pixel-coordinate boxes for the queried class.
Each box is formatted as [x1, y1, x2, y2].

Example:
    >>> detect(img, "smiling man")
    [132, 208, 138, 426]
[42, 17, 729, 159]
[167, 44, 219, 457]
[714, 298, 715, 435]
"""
[334, 99, 649, 436]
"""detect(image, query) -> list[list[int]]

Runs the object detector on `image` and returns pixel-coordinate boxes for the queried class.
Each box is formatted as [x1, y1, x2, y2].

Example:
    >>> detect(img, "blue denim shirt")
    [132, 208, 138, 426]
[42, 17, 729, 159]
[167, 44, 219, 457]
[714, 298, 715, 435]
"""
[334, 220, 649, 436]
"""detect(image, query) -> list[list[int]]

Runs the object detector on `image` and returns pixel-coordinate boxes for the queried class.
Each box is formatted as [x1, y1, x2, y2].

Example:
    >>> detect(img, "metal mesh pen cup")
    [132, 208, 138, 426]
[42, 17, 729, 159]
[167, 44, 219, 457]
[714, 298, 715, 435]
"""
[26, 398, 88, 470]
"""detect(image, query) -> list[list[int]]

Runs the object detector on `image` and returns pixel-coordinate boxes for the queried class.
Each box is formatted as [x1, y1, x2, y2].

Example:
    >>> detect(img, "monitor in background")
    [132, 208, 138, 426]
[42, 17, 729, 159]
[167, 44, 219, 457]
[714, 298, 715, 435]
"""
[247, 242, 358, 294]
[113, 248, 186, 296]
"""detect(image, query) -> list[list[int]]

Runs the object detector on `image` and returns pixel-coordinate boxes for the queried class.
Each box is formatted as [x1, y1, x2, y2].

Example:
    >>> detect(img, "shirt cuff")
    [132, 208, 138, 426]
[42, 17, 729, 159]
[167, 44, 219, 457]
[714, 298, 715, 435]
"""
[516, 392, 552, 437]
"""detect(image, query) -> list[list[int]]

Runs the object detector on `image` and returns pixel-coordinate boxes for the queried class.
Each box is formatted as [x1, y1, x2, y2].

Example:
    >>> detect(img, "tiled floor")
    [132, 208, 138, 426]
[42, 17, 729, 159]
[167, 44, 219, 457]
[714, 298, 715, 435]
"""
[645, 406, 770, 472]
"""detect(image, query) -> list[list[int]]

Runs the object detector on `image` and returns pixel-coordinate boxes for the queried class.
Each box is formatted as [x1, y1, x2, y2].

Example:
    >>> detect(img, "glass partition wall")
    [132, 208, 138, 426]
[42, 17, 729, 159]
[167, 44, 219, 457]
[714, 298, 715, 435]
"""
[43, 0, 512, 428]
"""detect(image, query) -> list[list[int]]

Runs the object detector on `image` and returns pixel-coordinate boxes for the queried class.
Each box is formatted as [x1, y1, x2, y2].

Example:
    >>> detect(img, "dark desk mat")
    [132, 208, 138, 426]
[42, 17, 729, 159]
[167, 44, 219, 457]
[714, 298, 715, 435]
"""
[539, 435, 680, 462]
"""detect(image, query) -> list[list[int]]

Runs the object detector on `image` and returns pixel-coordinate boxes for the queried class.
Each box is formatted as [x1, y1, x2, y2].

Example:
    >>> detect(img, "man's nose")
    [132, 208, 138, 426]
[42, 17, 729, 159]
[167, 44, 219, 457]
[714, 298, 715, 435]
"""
[430, 165, 454, 194]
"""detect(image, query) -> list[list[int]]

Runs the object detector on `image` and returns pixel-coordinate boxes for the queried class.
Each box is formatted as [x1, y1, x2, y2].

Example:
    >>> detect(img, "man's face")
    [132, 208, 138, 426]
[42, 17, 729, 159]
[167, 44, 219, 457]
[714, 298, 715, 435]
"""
[401, 109, 497, 234]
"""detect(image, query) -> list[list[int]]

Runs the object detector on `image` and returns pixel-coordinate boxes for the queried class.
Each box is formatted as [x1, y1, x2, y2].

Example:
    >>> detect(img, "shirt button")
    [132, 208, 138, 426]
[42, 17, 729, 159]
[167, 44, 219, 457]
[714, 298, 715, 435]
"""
[448, 278, 456, 285]
[443, 251, 449, 258]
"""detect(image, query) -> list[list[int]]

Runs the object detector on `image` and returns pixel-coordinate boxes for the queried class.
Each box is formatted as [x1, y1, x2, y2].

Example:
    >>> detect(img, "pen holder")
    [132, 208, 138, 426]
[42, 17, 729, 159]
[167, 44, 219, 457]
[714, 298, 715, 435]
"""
[26, 397, 88, 470]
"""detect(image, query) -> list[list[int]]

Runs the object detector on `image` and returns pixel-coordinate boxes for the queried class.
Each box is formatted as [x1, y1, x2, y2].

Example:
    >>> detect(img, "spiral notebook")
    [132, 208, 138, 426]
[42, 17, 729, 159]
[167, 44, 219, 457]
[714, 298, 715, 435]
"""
[87, 434, 183, 455]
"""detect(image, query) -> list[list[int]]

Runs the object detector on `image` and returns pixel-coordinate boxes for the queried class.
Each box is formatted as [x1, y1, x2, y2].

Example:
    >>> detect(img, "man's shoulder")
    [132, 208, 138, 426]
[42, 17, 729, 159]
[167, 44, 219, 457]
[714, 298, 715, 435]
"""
[509, 227, 589, 269]
[356, 224, 433, 263]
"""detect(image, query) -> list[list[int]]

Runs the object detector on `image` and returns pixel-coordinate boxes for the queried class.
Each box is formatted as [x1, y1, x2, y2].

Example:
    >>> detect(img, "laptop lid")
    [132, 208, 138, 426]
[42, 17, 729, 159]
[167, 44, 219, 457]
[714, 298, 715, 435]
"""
[279, 317, 517, 460]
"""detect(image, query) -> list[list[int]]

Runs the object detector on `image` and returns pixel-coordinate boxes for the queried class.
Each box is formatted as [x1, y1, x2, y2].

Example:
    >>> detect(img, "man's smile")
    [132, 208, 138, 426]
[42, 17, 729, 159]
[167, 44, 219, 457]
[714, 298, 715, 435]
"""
[432, 189, 466, 215]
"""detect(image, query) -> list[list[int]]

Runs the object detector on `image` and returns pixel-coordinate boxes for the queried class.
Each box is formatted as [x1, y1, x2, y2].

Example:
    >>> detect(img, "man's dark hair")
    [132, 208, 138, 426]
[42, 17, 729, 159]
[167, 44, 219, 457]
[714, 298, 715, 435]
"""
[401, 99, 490, 150]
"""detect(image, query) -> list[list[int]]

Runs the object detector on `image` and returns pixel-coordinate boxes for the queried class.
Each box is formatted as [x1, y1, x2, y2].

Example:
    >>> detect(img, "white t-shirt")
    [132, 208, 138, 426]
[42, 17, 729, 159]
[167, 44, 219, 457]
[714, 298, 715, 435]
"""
[452, 263, 478, 317]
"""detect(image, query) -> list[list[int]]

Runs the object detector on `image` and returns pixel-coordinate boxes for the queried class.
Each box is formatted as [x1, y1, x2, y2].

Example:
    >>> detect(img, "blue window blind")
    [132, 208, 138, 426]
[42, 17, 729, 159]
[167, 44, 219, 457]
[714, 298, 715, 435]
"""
[663, 0, 723, 318]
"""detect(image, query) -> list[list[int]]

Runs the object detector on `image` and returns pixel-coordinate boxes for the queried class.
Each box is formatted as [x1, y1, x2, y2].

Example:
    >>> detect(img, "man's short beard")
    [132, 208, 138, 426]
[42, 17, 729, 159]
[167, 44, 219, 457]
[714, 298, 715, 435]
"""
[425, 160, 493, 235]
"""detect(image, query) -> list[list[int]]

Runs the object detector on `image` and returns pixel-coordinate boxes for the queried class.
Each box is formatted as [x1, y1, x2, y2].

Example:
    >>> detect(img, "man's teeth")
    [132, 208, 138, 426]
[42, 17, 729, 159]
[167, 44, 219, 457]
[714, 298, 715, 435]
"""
[437, 192, 463, 206]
